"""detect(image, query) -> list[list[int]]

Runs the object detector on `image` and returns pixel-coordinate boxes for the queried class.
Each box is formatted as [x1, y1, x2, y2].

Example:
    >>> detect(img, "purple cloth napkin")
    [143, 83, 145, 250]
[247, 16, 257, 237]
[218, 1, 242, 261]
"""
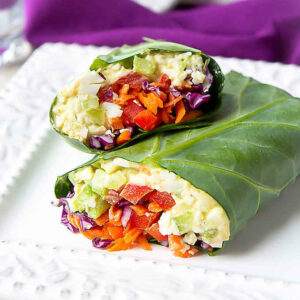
[24, 0, 300, 65]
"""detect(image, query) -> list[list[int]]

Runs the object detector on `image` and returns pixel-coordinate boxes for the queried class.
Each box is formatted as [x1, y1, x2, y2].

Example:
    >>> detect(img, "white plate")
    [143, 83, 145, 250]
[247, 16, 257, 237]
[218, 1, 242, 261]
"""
[0, 43, 300, 300]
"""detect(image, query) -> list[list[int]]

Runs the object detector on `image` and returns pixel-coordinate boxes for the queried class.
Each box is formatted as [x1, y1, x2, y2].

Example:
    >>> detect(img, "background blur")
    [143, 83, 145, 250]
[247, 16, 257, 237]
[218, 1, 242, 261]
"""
[1, 0, 300, 87]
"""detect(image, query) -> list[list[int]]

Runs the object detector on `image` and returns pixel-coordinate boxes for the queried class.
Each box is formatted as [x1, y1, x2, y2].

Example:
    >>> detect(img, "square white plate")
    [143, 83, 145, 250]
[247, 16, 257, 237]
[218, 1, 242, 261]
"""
[0, 43, 300, 300]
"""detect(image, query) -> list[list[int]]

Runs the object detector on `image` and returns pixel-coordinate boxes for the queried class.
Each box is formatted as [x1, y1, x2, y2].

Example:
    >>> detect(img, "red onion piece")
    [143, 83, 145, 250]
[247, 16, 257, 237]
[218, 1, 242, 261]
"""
[170, 90, 181, 98]
[200, 241, 212, 250]
[99, 134, 115, 147]
[117, 200, 131, 208]
[90, 136, 102, 149]
[121, 206, 132, 228]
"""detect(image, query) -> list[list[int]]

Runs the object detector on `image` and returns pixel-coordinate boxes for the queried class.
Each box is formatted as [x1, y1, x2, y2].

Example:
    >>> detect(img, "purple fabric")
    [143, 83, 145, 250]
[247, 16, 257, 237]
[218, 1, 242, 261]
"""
[24, 0, 300, 65]
[0, 0, 17, 9]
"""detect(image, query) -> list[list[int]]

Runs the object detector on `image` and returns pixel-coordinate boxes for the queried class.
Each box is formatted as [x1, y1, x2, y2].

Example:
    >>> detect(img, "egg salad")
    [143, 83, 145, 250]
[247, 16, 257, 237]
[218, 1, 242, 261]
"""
[51, 51, 213, 151]
[55, 157, 230, 257]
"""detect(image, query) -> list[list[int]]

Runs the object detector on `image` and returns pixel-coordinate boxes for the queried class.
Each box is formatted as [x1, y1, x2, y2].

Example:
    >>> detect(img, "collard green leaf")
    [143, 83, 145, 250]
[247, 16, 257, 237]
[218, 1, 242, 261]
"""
[55, 71, 300, 252]
[50, 39, 224, 154]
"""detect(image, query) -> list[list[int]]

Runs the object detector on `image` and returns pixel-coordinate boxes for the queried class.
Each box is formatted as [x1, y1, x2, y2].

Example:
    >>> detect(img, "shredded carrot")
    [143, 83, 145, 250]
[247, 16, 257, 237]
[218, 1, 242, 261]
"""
[81, 227, 106, 240]
[110, 117, 124, 130]
[101, 223, 114, 239]
[148, 201, 163, 213]
[168, 235, 185, 252]
[94, 210, 109, 226]
[159, 91, 167, 102]
[116, 130, 131, 145]
[115, 84, 135, 106]
[119, 84, 130, 95]
[137, 91, 163, 115]
[130, 205, 148, 216]
[124, 228, 143, 244]
[109, 206, 123, 226]
[108, 238, 134, 251]
[181, 110, 203, 122]
[159, 108, 174, 124]
[165, 95, 183, 109]
[175, 101, 186, 124]
[107, 225, 124, 240]
[137, 235, 152, 251]
[123, 219, 134, 235]
[168, 235, 199, 258]
[174, 246, 199, 258]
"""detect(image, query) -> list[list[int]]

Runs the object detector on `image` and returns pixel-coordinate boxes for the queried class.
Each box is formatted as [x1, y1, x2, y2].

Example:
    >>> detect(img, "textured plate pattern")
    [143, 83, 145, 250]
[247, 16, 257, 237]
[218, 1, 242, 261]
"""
[0, 43, 300, 299]
[0, 241, 300, 300]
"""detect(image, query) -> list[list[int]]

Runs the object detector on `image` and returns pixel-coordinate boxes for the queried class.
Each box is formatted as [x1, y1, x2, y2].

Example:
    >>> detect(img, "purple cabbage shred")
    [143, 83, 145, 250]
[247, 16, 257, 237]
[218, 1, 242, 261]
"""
[73, 212, 98, 232]
[92, 238, 113, 249]
[98, 72, 106, 80]
[142, 80, 161, 96]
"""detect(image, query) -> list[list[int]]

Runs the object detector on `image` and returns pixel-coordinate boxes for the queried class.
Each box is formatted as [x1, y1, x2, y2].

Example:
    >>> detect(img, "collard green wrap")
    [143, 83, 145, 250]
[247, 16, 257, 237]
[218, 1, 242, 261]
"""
[49, 39, 224, 154]
[55, 71, 300, 253]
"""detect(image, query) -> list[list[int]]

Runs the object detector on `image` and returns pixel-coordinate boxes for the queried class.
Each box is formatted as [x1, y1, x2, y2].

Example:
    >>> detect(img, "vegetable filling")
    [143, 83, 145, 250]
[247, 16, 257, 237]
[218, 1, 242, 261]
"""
[53, 158, 230, 257]
[52, 52, 213, 150]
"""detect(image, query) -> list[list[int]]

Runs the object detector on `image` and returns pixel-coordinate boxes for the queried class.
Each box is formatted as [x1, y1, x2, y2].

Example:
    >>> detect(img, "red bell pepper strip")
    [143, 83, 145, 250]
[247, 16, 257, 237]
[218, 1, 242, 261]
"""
[134, 109, 158, 131]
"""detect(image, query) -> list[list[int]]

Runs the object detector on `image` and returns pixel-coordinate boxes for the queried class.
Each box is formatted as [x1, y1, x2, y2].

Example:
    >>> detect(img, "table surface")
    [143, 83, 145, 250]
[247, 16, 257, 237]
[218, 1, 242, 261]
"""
[0, 63, 23, 89]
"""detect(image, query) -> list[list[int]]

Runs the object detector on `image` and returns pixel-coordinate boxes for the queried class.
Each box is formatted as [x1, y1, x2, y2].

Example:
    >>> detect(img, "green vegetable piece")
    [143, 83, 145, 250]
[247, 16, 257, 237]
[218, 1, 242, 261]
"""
[87, 199, 110, 219]
[173, 211, 194, 235]
[71, 184, 109, 219]
[68, 166, 94, 185]
[85, 108, 105, 125]
[133, 56, 156, 76]
[202, 229, 218, 239]
[80, 95, 99, 110]
[91, 169, 127, 196]
[90, 58, 108, 71]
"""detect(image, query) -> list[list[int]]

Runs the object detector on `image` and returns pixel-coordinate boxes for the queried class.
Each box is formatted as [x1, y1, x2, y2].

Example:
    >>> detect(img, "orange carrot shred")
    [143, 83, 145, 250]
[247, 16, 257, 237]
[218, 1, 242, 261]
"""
[110, 117, 124, 130]
[119, 84, 130, 96]
[124, 228, 143, 244]
[109, 206, 123, 226]
[116, 130, 131, 145]
[82, 227, 105, 240]
[130, 205, 148, 216]
[165, 95, 183, 108]
[168, 235, 199, 257]
[159, 91, 167, 102]
[107, 225, 124, 240]
[137, 91, 163, 115]
[175, 101, 186, 124]
[107, 238, 133, 251]
[148, 201, 163, 212]
[115, 84, 135, 106]
[94, 210, 109, 226]
[101, 223, 114, 239]
[181, 110, 203, 122]
[137, 235, 152, 251]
